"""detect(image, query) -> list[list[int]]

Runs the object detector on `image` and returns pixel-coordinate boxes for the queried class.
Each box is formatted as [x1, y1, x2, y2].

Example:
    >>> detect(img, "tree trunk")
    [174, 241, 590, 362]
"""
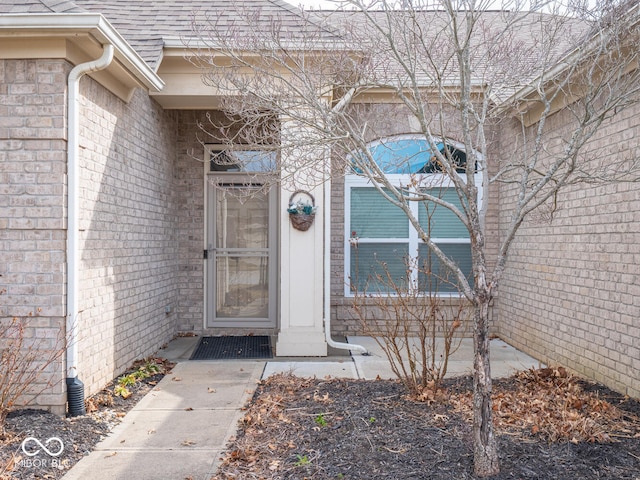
[472, 295, 500, 477]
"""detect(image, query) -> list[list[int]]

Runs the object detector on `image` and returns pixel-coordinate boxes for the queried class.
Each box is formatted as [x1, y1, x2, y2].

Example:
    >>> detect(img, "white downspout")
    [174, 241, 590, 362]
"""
[323, 173, 368, 355]
[66, 44, 114, 414]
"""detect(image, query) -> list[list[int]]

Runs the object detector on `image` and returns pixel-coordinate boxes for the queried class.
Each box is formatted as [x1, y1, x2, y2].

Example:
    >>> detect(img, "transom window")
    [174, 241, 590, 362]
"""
[344, 135, 482, 296]
[209, 148, 277, 173]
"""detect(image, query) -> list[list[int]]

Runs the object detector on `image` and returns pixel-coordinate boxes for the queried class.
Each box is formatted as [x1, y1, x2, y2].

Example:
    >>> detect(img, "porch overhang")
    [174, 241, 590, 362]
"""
[154, 38, 354, 110]
[152, 52, 226, 109]
[154, 40, 285, 110]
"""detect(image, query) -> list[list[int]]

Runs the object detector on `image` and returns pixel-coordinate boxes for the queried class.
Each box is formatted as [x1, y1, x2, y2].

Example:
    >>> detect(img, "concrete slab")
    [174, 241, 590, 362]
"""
[61, 449, 218, 480]
[97, 408, 236, 449]
[156, 336, 199, 361]
[348, 336, 543, 380]
[162, 358, 265, 381]
[61, 359, 265, 480]
[262, 360, 358, 379]
[134, 361, 264, 411]
[134, 380, 254, 411]
[489, 338, 543, 377]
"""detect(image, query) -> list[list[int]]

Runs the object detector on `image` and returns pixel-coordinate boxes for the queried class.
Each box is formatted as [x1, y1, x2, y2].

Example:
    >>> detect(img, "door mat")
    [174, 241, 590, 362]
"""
[190, 336, 273, 360]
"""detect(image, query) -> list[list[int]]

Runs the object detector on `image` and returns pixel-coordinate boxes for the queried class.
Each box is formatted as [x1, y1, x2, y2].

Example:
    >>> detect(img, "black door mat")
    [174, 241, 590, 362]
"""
[190, 336, 273, 360]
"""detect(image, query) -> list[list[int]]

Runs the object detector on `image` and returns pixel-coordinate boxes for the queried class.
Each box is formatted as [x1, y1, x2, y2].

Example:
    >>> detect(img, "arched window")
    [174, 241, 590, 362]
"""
[351, 137, 472, 174]
[344, 135, 481, 296]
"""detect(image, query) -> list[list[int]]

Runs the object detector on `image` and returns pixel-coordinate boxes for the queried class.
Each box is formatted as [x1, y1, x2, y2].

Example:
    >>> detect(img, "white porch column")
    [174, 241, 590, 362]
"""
[276, 116, 328, 357]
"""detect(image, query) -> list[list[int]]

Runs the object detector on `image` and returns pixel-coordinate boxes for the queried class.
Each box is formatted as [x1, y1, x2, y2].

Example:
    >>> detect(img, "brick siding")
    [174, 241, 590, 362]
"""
[1, 58, 180, 412]
[174, 111, 206, 332]
[75, 80, 178, 398]
[496, 100, 640, 398]
[0, 59, 69, 413]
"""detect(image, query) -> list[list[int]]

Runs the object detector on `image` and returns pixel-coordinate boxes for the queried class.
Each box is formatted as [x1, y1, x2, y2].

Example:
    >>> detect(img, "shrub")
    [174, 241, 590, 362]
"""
[0, 291, 65, 429]
[351, 254, 470, 399]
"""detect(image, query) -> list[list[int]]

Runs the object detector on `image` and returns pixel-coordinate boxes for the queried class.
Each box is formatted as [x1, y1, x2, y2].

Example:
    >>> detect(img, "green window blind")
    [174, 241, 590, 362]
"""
[350, 243, 410, 293]
[418, 188, 468, 238]
[417, 243, 473, 293]
[350, 187, 409, 238]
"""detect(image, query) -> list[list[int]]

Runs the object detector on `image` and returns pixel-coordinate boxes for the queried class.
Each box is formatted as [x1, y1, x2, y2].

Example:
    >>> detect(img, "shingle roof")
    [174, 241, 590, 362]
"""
[0, 0, 343, 69]
[313, 9, 590, 102]
[0, 0, 86, 13]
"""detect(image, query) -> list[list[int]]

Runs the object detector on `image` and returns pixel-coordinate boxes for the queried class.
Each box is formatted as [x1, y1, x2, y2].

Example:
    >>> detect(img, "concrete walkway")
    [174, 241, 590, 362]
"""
[61, 336, 541, 480]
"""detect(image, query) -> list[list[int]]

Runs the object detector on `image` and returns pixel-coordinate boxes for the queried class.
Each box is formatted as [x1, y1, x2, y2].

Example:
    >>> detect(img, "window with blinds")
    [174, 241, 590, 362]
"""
[345, 135, 480, 296]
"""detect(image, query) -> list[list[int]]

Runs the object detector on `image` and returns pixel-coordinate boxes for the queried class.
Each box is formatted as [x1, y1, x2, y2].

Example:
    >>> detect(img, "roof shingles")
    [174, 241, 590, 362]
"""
[0, 0, 342, 69]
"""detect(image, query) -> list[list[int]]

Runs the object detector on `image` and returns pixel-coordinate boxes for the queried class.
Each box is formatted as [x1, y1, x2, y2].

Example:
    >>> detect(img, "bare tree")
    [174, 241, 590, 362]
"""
[189, 0, 640, 475]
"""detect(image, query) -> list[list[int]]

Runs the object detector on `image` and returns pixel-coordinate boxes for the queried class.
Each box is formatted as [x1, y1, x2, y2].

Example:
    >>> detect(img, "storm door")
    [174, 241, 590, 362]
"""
[205, 150, 277, 328]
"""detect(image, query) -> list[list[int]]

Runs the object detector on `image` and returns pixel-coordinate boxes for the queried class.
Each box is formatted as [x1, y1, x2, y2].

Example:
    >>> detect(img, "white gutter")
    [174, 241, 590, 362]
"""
[323, 172, 368, 355]
[0, 14, 164, 93]
[162, 36, 351, 52]
[66, 44, 115, 384]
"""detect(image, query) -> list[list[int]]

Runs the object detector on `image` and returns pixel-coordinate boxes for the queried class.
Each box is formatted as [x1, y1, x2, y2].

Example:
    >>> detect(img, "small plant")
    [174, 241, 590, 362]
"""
[294, 454, 310, 467]
[114, 384, 132, 399]
[314, 413, 328, 427]
[133, 370, 149, 381]
[118, 374, 137, 387]
[142, 359, 161, 375]
[369, 417, 376, 424]
[351, 250, 469, 399]
[113, 358, 166, 398]
[132, 360, 161, 381]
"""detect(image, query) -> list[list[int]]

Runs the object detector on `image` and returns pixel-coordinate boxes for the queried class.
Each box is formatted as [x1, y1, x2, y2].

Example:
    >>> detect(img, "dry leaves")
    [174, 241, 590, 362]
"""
[218, 374, 314, 476]
[85, 393, 114, 413]
[451, 367, 640, 443]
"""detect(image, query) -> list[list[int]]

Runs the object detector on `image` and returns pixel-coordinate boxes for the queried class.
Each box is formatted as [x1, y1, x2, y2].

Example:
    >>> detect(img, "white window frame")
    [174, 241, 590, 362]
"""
[343, 137, 484, 297]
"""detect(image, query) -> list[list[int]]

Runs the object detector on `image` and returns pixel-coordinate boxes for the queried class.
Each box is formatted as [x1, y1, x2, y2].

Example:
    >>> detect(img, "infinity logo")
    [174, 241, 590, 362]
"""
[21, 437, 64, 457]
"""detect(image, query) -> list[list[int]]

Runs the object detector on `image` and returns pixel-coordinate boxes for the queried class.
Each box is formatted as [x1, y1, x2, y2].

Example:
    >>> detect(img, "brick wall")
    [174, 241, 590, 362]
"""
[1, 57, 183, 412]
[496, 100, 640, 398]
[0, 59, 70, 413]
[75, 80, 178, 397]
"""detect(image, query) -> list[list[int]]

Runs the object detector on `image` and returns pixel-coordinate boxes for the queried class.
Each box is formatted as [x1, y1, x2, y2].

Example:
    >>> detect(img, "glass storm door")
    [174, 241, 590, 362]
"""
[207, 184, 277, 328]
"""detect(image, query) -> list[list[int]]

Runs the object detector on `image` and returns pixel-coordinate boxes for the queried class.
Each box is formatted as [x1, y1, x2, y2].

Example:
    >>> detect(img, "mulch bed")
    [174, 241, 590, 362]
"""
[2, 362, 639, 480]
[213, 368, 640, 479]
[0, 358, 174, 480]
